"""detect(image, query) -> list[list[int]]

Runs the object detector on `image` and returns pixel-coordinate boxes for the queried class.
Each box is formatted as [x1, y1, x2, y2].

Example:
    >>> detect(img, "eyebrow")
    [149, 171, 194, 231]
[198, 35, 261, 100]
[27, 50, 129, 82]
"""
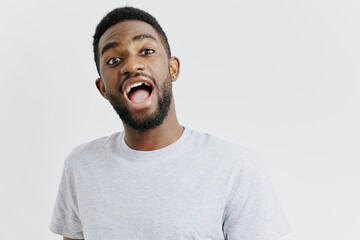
[101, 34, 158, 56]
[101, 42, 120, 56]
[132, 34, 157, 42]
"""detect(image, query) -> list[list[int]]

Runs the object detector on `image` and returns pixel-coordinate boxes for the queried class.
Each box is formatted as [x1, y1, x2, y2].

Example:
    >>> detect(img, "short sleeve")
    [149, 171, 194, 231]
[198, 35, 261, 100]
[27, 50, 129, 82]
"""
[49, 155, 84, 239]
[222, 153, 291, 240]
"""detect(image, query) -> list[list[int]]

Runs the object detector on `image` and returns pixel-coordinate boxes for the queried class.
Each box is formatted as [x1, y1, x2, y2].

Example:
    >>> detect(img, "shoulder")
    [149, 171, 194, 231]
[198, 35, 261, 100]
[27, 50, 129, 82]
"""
[63, 132, 122, 169]
[189, 129, 264, 170]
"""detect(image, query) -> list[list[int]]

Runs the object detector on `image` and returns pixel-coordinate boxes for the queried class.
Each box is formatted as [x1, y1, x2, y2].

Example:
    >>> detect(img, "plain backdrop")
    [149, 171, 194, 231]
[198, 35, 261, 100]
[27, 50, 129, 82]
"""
[1, 0, 359, 239]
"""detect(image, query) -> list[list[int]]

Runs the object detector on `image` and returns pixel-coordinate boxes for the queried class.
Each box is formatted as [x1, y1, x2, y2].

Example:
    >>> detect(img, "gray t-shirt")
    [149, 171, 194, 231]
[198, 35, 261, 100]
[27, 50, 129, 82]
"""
[50, 128, 291, 240]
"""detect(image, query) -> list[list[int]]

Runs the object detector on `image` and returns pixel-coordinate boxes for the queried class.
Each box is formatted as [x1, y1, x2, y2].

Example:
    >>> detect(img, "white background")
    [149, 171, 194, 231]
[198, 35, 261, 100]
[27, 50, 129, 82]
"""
[1, 0, 359, 239]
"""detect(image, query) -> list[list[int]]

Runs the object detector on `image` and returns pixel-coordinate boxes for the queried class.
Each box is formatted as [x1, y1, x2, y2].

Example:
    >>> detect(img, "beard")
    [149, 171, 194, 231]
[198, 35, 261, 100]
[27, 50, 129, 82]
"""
[107, 73, 173, 132]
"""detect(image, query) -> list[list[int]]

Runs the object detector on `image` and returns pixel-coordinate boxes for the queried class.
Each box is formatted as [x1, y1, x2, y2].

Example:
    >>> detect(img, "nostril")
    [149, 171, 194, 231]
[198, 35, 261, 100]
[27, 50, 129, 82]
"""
[121, 65, 144, 76]
[135, 65, 144, 71]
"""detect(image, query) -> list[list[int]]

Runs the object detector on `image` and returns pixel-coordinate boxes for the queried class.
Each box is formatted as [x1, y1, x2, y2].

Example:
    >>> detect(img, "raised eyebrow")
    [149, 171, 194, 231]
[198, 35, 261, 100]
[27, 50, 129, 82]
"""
[132, 34, 157, 42]
[101, 42, 120, 56]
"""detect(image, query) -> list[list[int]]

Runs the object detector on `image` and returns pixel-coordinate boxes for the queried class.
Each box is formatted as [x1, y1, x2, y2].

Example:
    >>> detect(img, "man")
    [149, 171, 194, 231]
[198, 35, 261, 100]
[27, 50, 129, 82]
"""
[50, 6, 291, 240]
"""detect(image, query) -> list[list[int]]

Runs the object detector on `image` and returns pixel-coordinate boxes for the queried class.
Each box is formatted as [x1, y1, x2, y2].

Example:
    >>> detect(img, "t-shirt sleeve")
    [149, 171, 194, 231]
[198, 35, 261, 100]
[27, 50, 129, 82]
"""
[222, 152, 291, 240]
[49, 154, 84, 239]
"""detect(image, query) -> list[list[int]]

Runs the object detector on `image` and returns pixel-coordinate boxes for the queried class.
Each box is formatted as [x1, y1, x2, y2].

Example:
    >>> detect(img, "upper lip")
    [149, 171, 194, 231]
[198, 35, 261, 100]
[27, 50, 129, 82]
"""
[121, 75, 154, 95]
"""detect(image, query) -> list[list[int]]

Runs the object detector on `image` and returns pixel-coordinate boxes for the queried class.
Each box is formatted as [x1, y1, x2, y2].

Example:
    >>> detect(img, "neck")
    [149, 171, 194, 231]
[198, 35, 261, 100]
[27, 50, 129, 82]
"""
[122, 103, 184, 151]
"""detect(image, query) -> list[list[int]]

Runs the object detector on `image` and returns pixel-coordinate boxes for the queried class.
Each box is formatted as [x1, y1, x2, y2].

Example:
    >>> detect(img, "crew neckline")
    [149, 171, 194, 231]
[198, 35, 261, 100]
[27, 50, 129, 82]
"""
[118, 127, 192, 161]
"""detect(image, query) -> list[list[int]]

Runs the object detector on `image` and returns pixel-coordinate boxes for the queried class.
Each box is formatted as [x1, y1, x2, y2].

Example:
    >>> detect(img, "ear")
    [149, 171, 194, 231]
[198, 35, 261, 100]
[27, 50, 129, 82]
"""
[169, 56, 180, 82]
[95, 78, 108, 99]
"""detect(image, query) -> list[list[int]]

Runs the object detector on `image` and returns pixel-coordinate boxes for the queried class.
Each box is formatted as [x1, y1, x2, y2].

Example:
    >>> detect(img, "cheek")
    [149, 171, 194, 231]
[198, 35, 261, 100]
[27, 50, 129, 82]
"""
[151, 59, 170, 79]
[101, 70, 120, 92]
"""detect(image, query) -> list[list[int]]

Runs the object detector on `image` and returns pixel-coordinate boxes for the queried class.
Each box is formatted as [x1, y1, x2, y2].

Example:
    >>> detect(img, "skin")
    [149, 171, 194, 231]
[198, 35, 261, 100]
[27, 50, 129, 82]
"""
[95, 20, 183, 151]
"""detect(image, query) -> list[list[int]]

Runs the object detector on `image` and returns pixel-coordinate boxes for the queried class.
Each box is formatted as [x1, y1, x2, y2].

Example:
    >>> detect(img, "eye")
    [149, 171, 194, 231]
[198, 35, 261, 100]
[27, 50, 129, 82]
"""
[140, 49, 155, 55]
[107, 57, 122, 65]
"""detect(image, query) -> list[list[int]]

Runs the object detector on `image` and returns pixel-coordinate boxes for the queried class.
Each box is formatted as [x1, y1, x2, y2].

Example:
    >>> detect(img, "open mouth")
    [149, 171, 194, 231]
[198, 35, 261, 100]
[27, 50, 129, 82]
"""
[125, 82, 153, 103]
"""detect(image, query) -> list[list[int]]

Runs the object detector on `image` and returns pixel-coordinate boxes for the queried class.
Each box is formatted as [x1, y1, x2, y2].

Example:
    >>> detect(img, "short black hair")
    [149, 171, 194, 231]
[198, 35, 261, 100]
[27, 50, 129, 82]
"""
[93, 6, 171, 75]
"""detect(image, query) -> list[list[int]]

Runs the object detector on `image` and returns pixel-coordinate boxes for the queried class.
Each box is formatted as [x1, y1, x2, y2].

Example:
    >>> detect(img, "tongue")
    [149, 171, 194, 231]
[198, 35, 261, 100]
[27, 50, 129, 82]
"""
[130, 89, 150, 102]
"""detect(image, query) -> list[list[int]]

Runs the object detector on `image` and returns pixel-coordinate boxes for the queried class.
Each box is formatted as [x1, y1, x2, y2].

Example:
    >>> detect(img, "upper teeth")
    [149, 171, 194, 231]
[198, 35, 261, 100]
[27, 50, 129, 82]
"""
[126, 82, 149, 94]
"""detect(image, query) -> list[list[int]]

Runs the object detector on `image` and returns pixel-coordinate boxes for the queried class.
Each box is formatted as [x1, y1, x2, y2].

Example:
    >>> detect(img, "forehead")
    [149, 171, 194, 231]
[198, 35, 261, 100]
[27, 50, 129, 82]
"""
[98, 20, 160, 48]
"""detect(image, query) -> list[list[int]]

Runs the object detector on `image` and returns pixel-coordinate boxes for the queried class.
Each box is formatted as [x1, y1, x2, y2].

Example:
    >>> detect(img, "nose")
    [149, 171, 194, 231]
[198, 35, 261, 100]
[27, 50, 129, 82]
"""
[120, 55, 145, 75]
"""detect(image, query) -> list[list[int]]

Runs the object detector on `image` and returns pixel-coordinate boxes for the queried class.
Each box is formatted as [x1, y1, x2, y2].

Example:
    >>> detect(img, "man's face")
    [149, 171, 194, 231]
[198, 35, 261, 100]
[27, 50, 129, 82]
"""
[96, 20, 179, 131]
